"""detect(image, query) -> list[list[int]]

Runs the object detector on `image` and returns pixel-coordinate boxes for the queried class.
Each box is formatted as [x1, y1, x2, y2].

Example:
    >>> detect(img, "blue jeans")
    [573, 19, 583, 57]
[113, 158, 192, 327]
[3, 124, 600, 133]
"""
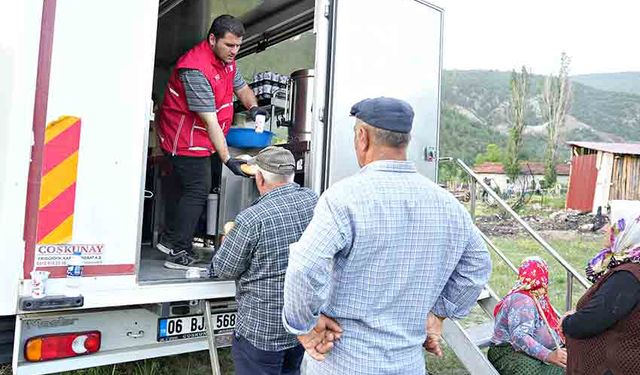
[231, 333, 304, 375]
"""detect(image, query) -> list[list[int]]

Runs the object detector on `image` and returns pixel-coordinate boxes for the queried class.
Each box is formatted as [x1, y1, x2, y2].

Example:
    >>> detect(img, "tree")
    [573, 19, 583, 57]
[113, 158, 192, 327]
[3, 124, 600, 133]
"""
[504, 66, 529, 182]
[542, 53, 572, 187]
[475, 144, 504, 165]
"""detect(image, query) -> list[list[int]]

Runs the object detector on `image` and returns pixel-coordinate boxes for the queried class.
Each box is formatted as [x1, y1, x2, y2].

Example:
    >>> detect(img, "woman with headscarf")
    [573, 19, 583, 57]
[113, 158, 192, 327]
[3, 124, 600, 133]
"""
[488, 256, 566, 374]
[562, 213, 640, 375]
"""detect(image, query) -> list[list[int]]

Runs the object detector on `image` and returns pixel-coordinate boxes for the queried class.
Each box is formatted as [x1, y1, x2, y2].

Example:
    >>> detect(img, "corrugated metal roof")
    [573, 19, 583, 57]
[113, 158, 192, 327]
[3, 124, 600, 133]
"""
[473, 162, 570, 176]
[567, 141, 640, 155]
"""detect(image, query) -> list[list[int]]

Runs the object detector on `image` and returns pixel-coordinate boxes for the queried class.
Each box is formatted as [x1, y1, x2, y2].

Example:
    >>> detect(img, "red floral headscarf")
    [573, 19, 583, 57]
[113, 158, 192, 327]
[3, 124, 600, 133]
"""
[494, 256, 560, 334]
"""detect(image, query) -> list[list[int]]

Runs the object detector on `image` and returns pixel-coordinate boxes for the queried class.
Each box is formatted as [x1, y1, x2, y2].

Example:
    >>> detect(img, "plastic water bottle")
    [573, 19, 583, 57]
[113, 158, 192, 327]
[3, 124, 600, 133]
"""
[66, 250, 84, 297]
[255, 114, 265, 133]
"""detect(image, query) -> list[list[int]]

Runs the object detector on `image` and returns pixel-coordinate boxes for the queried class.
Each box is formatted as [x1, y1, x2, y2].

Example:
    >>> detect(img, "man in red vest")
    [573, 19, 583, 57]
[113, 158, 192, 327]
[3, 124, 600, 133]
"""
[155, 15, 266, 270]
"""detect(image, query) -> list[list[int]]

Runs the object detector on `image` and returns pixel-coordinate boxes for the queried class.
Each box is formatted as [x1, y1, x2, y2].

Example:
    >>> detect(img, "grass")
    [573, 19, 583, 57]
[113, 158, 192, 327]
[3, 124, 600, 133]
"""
[470, 193, 567, 218]
[489, 234, 598, 310]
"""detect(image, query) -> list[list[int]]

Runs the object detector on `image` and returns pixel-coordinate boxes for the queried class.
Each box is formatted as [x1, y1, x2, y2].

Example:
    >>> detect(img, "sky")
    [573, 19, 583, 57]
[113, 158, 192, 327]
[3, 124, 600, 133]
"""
[437, 0, 640, 75]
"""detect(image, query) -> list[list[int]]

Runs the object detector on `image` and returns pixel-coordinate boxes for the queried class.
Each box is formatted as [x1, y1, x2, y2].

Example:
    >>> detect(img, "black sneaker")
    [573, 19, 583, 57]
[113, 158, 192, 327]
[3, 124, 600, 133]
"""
[163, 251, 208, 271]
[156, 242, 176, 256]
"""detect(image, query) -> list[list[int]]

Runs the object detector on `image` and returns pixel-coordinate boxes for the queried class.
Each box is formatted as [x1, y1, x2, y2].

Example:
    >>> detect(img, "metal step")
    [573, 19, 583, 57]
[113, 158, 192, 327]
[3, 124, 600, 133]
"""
[466, 322, 494, 348]
[440, 287, 500, 374]
[442, 319, 499, 375]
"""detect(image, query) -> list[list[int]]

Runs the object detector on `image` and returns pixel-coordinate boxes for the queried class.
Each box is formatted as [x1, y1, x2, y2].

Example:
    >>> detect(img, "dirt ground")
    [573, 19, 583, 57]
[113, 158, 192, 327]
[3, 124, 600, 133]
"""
[475, 209, 606, 237]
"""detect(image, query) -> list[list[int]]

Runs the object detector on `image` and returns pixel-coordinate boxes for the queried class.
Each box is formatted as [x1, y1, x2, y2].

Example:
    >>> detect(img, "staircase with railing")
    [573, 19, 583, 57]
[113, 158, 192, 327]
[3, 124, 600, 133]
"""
[438, 158, 590, 375]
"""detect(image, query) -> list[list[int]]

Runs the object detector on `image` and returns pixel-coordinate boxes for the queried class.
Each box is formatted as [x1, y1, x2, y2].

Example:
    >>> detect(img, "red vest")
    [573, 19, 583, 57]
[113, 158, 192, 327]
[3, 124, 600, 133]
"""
[156, 40, 236, 157]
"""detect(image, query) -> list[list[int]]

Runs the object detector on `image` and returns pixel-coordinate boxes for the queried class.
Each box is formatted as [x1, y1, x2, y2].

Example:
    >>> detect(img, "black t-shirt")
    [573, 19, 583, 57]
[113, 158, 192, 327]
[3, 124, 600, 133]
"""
[563, 270, 640, 339]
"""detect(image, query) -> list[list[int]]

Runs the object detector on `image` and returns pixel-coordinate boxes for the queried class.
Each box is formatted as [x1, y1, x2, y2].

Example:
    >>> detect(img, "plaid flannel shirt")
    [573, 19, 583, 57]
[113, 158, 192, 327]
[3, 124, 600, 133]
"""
[283, 160, 492, 375]
[212, 183, 318, 351]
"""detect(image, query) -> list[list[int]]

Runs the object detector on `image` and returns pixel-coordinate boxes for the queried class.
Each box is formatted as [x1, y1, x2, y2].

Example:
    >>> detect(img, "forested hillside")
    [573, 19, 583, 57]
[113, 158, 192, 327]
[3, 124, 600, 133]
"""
[440, 70, 640, 165]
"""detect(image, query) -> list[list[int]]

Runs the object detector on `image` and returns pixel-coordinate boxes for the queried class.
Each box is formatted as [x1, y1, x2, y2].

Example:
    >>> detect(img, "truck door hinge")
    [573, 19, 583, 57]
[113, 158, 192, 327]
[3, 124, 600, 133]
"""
[324, 1, 331, 18]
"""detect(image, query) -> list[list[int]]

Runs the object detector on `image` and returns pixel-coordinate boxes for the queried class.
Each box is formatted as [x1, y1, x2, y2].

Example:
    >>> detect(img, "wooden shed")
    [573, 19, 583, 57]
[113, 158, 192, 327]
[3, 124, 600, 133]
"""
[566, 141, 640, 213]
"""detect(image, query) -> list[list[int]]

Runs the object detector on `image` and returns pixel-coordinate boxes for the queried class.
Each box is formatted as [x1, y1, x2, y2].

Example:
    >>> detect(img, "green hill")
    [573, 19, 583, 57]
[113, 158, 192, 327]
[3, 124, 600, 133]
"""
[440, 70, 640, 166]
[572, 72, 640, 95]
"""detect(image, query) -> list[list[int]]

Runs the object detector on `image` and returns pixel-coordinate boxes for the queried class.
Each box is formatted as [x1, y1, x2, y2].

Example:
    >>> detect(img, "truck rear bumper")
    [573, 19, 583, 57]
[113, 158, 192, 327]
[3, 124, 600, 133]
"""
[13, 299, 235, 375]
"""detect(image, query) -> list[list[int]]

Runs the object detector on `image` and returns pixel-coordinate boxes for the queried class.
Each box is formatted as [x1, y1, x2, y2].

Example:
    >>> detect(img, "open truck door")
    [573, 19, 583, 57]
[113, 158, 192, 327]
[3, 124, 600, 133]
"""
[320, 0, 443, 188]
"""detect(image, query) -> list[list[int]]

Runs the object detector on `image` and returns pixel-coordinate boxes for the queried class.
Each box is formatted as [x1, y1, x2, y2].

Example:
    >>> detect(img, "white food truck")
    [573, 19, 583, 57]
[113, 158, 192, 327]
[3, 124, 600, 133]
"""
[0, 0, 443, 373]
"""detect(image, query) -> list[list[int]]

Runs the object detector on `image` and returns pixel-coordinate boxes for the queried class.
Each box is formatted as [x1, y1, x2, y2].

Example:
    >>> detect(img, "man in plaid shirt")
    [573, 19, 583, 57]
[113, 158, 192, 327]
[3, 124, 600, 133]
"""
[211, 146, 318, 375]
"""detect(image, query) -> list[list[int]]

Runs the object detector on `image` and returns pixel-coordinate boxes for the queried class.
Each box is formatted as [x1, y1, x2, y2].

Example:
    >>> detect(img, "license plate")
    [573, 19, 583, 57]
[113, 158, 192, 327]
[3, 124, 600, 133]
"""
[157, 312, 236, 342]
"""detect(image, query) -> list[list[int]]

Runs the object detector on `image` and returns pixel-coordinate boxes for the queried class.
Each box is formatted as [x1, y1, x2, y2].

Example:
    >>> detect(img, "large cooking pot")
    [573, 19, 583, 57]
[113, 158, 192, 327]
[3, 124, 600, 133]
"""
[289, 69, 314, 142]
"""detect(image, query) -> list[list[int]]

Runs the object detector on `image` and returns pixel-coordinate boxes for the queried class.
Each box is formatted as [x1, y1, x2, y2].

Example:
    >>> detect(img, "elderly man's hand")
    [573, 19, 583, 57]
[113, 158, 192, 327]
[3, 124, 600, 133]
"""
[423, 313, 445, 357]
[297, 314, 343, 361]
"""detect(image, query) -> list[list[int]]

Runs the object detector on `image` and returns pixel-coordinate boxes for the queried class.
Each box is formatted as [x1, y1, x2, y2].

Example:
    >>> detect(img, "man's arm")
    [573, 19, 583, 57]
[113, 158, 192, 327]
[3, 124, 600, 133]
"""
[282, 193, 352, 335]
[424, 313, 445, 357]
[233, 70, 258, 110]
[178, 69, 232, 162]
[235, 84, 268, 122]
[197, 112, 230, 162]
[233, 71, 267, 120]
[432, 221, 492, 319]
[211, 216, 256, 279]
[235, 84, 258, 110]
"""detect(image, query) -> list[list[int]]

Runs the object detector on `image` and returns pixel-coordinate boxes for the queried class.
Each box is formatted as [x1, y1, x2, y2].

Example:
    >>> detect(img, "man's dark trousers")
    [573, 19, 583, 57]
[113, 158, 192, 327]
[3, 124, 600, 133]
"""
[231, 333, 304, 375]
[162, 154, 211, 252]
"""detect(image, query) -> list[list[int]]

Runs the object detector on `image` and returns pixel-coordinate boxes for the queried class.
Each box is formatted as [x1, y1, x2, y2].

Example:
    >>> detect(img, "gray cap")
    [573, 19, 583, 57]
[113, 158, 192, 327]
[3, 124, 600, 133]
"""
[248, 146, 296, 175]
[350, 97, 414, 134]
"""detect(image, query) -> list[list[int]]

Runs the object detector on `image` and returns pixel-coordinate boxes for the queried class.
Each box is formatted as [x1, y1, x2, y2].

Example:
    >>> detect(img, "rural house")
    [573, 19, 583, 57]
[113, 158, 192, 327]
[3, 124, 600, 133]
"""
[473, 161, 570, 192]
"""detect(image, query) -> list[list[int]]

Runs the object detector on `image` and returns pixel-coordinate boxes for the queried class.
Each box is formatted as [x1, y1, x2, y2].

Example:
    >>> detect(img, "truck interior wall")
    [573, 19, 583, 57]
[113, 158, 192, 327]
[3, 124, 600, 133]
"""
[153, 0, 212, 104]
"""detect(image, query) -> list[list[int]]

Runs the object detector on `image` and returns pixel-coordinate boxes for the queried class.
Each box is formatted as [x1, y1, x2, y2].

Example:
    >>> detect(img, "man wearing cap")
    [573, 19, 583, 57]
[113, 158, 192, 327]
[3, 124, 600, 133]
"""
[282, 97, 491, 374]
[211, 146, 318, 375]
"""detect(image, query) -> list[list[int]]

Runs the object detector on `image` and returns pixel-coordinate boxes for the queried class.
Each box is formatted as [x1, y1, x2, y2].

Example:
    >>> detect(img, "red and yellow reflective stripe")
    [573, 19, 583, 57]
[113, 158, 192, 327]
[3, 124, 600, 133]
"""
[36, 116, 81, 244]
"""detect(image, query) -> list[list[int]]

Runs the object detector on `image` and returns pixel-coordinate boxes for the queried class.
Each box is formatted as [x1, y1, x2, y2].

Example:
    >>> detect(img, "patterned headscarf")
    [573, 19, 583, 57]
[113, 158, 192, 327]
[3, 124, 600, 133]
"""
[586, 214, 640, 283]
[494, 256, 561, 334]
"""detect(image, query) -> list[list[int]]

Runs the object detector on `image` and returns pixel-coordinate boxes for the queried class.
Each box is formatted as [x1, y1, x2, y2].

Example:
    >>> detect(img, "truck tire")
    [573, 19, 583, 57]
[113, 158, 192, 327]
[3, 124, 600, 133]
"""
[0, 316, 15, 364]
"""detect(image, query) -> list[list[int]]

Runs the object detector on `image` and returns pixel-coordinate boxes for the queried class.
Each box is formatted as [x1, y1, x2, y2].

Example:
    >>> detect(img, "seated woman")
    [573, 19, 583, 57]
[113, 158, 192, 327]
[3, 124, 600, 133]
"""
[562, 212, 640, 375]
[488, 256, 566, 374]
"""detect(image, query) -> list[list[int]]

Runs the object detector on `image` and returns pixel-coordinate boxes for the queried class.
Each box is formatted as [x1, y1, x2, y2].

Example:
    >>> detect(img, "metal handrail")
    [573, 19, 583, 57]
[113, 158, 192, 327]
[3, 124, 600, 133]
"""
[440, 158, 590, 294]
[478, 231, 518, 275]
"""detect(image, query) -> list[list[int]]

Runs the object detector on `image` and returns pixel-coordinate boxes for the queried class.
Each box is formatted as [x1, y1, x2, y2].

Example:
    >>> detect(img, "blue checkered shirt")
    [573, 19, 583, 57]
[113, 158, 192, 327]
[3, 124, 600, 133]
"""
[212, 183, 318, 351]
[282, 160, 491, 374]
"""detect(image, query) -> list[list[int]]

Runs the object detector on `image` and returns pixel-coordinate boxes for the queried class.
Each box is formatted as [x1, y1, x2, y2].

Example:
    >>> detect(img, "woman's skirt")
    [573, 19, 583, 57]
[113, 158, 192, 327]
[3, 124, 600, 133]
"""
[487, 344, 564, 375]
